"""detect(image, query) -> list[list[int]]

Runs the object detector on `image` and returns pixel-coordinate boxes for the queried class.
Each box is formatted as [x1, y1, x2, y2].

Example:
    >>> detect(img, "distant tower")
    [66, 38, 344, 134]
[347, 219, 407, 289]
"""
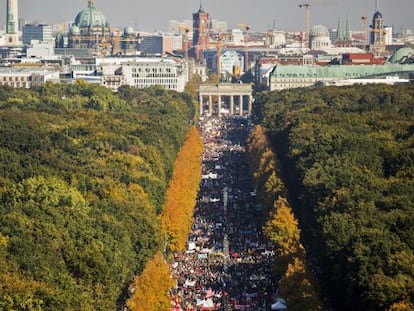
[6, 0, 20, 45]
[345, 15, 350, 41]
[370, 0, 385, 54]
[336, 16, 344, 41]
[192, 3, 210, 62]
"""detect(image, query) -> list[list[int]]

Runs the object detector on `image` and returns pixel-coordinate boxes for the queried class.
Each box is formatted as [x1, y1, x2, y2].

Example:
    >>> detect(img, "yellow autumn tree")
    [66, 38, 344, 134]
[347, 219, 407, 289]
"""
[246, 125, 286, 210]
[279, 257, 323, 311]
[263, 196, 301, 255]
[248, 125, 323, 310]
[127, 127, 202, 310]
[388, 301, 414, 311]
[161, 126, 203, 252]
[127, 251, 175, 311]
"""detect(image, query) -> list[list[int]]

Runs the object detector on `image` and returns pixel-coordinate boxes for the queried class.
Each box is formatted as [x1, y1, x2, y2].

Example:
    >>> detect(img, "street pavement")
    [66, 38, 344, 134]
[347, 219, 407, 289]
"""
[169, 116, 279, 311]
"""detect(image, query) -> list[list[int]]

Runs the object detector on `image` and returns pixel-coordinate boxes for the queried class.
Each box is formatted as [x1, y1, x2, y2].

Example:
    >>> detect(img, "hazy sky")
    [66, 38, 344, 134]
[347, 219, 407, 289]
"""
[1, 0, 413, 32]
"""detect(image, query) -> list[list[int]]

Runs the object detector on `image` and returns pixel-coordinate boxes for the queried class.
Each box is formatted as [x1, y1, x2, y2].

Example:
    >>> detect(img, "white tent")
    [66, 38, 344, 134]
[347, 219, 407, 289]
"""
[271, 298, 287, 310]
[188, 242, 196, 251]
[184, 280, 196, 287]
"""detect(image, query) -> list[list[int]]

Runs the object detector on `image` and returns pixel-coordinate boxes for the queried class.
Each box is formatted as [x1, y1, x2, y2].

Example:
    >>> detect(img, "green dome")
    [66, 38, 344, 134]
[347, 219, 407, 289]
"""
[74, 0, 108, 29]
[69, 24, 80, 35]
[388, 47, 414, 64]
[310, 25, 329, 38]
[124, 26, 134, 36]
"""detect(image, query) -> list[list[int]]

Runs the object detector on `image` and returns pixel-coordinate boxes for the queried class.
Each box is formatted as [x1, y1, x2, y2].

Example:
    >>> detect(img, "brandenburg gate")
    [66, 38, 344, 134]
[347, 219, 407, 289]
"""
[198, 83, 253, 116]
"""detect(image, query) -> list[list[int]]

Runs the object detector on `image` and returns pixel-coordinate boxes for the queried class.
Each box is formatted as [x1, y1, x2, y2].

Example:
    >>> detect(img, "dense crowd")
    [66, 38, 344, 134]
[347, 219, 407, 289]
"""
[169, 116, 279, 311]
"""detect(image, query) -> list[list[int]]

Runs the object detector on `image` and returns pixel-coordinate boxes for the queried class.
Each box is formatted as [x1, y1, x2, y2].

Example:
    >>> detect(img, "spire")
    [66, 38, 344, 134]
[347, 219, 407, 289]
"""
[375, 0, 379, 11]
[336, 15, 343, 41]
[199, 1, 204, 12]
[345, 14, 350, 41]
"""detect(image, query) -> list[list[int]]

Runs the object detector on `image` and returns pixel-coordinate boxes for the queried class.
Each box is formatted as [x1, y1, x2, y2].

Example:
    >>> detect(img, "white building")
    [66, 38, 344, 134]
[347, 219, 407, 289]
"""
[26, 40, 55, 58]
[168, 20, 193, 37]
[384, 26, 393, 45]
[309, 25, 331, 50]
[231, 29, 245, 45]
[269, 30, 286, 48]
[0, 67, 60, 88]
[189, 59, 208, 81]
[220, 50, 243, 77]
[211, 20, 228, 33]
[121, 57, 187, 92]
[98, 56, 189, 92]
[307, 24, 365, 55]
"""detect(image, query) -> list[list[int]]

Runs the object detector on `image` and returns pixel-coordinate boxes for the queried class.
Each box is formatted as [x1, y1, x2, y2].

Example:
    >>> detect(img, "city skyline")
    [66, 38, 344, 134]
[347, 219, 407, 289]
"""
[0, 0, 413, 33]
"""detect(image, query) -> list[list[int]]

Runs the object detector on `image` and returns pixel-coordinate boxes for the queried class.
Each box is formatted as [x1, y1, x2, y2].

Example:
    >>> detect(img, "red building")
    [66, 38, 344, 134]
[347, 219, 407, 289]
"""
[342, 53, 386, 65]
[193, 5, 210, 62]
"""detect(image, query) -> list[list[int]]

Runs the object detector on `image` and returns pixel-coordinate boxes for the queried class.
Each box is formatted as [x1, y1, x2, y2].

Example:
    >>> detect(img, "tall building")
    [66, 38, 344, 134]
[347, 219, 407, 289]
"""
[192, 4, 210, 62]
[5, 0, 19, 45]
[370, 10, 386, 54]
[22, 24, 52, 45]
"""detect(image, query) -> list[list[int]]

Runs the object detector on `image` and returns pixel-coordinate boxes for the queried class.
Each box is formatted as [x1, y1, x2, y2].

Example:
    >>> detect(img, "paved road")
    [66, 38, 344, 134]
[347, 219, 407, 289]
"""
[169, 116, 279, 311]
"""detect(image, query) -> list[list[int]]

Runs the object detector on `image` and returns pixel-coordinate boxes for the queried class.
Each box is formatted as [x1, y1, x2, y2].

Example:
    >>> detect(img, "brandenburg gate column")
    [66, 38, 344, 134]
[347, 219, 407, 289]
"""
[199, 94, 203, 115]
[248, 95, 253, 115]
[230, 95, 234, 115]
[218, 95, 222, 116]
[239, 95, 243, 116]
[208, 95, 213, 115]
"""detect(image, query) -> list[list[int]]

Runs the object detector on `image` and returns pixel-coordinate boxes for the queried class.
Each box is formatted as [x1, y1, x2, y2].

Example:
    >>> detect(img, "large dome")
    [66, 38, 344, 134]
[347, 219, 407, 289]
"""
[124, 26, 135, 36]
[388, 47, 414, 64]
[74, 0, 108, 29]
[310, 25, 330, 38]
[69, 24, 80, 36]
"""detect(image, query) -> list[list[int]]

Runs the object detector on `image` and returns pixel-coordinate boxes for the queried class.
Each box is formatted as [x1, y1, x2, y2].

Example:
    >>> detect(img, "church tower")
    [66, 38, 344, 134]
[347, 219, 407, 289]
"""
[6, 0, 19, 45]
[192, 4, 210, 62]
[370, 0, 386, 54]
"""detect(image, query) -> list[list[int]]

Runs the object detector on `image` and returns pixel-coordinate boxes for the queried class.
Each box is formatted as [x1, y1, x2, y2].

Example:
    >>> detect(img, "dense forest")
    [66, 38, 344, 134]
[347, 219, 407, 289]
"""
[247, 125, 323, 310]
[127, 126, 203, 311]
[0, 82, 196, 310]
[252, 84, 414, 310]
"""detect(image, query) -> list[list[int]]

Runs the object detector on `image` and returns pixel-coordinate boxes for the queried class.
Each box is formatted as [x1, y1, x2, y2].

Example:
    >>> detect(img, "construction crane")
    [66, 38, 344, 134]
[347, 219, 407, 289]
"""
[264, 31, 274, 56]
[179, 26, 190, 61]
[238, 24, 251, 73]
[361, 15, 368, 49]
[298, 2, 335, 48]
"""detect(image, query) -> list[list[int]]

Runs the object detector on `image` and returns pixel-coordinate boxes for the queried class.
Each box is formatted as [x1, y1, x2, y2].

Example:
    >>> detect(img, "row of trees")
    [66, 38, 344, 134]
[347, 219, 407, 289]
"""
[246, 125, 323, 310]
[127, 126, 203, 310]
[161, 126, 203, 253]
[252, 84, 414, 310]
[0, 83, 196, 309]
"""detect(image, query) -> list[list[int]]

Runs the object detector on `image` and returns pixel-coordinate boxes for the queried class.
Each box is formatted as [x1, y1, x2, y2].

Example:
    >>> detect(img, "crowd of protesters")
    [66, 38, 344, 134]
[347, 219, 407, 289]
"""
[169, 116, 280, 311]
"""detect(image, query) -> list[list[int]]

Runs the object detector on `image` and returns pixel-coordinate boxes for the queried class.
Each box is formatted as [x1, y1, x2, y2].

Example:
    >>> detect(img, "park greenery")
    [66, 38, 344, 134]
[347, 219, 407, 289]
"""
[247, 125, 323, 310]
[0, 82, 197, 310]
[252, 84, 414, 310]
[127, 126, 203, 310]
